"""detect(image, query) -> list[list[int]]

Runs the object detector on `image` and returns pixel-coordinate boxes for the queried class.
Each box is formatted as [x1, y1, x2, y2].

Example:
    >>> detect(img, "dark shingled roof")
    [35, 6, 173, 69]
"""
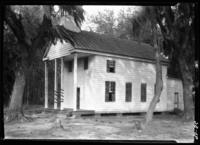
[56, 26, 168, 63]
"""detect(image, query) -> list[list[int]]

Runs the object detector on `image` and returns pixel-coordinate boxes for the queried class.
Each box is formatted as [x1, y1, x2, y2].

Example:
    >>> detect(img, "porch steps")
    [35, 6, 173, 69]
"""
[72, 110, 95, 117]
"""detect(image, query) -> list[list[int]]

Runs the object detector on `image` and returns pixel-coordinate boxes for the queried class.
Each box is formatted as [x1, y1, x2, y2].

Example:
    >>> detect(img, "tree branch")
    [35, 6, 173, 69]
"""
[5, 6, 30, 50]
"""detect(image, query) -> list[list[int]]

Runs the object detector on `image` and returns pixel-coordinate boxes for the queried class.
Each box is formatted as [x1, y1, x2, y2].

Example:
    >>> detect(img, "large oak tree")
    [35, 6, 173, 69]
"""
[4, 5, 84, 122]
[132, 4, 196, 127]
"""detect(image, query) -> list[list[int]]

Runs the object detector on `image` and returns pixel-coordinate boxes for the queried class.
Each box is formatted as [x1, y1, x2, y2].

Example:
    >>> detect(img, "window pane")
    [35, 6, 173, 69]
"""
[110, 61, 114, 67]
[112, 82, 115, 101]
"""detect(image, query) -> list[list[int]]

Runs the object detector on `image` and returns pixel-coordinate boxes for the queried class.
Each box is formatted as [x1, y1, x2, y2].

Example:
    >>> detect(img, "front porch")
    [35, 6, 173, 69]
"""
[43, 52, 91, 111]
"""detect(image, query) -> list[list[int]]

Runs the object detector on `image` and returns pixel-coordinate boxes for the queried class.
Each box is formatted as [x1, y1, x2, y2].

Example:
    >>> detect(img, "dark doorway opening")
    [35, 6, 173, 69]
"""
[77, 87, 80, 110]
[174, 92, 179, 109]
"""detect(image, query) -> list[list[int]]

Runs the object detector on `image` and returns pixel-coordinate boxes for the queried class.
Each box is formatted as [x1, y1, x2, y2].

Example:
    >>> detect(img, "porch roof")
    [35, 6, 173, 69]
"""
[44, 25, 168, 63]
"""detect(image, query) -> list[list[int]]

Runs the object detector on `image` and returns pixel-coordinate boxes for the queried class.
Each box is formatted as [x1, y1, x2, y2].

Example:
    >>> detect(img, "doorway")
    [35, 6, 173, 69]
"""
[174, 92, 179, 109]
[77, 87, 80, 110]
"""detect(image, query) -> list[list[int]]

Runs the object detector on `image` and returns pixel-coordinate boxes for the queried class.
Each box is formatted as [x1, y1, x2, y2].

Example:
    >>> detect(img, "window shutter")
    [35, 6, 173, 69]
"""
[107, 60, 109, 72]
[126, 83, 132, 102]
[112, 61, 115, 72]
[105, 81, 109, 102]
[141, 83, 147, 102]
[112, 82, 115, 101]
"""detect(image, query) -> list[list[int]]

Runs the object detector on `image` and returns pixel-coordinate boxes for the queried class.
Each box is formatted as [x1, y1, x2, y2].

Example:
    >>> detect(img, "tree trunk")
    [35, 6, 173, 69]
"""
[27, 79, 29, 105]
[141, 30, 163, 129]
[6, 68, 26, 122]
[178, 56, 194, 121]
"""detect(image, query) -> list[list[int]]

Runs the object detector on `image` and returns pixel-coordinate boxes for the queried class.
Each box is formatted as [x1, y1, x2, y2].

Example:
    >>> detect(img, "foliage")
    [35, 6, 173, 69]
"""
[115, 8, 135, 40]
[158, 4, 195, 80]
[4, 5, 85, 107]
[131, 4, 195, 120]
[59, 5, 85, 28]
[87, 8, 140, 40]
[3, 24, 16, 106]
[89, 9, 116, 35]
[130, 4, 195, 80]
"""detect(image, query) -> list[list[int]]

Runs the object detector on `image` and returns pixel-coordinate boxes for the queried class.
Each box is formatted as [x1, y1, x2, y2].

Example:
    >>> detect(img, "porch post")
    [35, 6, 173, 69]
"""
[54, 58, 58, 109]
[73, 53, 78, 111]
[60, 57, 64, 110]
[44, 61, 48, 109]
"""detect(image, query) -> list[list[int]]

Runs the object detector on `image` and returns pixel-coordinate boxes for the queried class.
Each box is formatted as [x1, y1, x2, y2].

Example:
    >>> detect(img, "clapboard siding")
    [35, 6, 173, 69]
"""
[167, 78, 184, 111]
[62, 60, 74, 109]
[61, 55, 94, 110]
[60, 54, 181, 113]
[46, 41, 74, 60]
[83, 55, 168, 112]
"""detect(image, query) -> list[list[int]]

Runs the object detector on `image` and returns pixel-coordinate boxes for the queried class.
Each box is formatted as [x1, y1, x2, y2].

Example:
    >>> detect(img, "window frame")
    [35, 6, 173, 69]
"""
[107, 60, 115, 73]
[105, 81, 116, 102]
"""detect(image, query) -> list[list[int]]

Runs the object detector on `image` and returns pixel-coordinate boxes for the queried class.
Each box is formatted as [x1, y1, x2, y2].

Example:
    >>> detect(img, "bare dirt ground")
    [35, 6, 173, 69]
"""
[4, 109, 194, 143]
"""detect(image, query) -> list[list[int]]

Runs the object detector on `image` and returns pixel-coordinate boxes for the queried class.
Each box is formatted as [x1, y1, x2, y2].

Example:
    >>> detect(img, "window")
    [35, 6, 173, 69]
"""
[84, 57, 88, 70]
[105, 81, 115, 102]
[126, 83, 132, 102]
[68, 61, 73, 72]
[154, 83, 160, 102]
[141, 83, 147, 102]
[107, 60, 115, 73]
[174, 92, 179, 108]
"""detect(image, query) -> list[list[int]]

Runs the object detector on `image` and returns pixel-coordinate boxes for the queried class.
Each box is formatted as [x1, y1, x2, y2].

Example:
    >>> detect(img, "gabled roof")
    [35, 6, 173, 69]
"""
[45, 25, 168, 63]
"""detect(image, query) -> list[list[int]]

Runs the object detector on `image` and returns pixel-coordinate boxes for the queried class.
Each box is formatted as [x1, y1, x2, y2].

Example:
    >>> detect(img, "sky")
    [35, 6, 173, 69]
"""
[82, 5, 141, 31]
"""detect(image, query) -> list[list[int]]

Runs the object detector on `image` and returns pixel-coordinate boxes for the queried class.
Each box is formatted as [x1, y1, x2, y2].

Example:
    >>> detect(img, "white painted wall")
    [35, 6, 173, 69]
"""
[83, 55, 168, 113]
[62, 59, 74, 109]
[61, 56, 92, 110]
[61, 54, 169, 113]
[167, 78, 184, 111]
